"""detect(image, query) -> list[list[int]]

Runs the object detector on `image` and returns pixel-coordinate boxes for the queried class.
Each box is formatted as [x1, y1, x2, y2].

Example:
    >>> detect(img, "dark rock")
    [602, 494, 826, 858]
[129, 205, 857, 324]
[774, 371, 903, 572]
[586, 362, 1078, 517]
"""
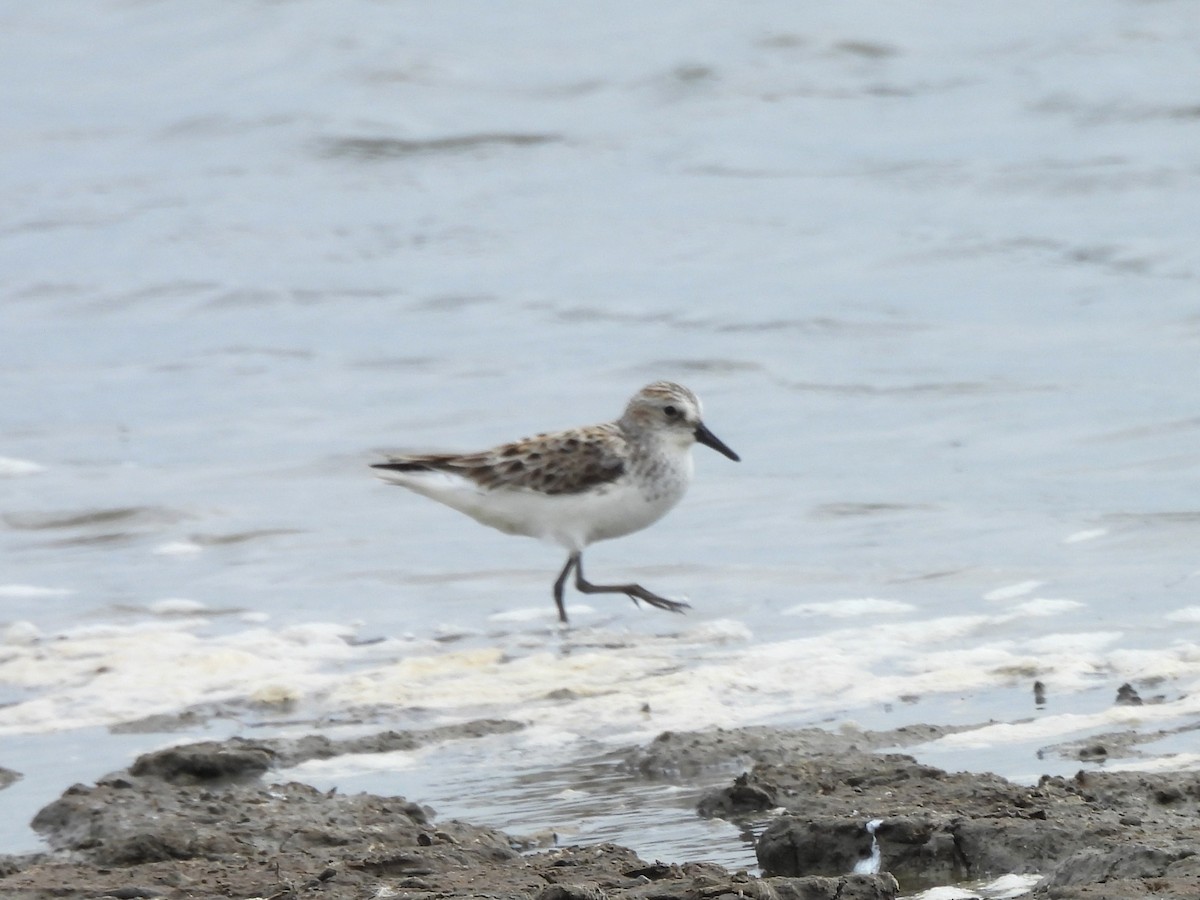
[1154, 786, 1184, 804]
[1041, 844, 1191, 888]
[1034, 680, 1047, 707]
[756, 817, 877, 877]
[623, 862, 677, 880]
[698, 771, 779, 818]
[951, 817, 1076, 876]
[6, 725, 1200, 900]
[537, 883, 607, 900]
[756, 873, 899, 900]
[0, 855, 30, 877]
[1115, 683, 1143, 706]
[98, 833, 195, 866]
[625, 725, 972, 777]
[128, 741, 272, 783]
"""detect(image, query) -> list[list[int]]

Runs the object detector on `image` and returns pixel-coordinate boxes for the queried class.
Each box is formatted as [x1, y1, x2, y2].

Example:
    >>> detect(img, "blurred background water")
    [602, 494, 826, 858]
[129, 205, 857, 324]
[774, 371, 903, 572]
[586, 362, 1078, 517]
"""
[2, 0, 1199, 872]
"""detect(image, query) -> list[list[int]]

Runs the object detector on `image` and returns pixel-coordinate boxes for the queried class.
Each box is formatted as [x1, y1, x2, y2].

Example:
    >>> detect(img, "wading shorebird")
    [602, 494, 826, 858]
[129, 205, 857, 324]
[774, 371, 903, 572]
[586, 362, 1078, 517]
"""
[372, 381, 739, 624]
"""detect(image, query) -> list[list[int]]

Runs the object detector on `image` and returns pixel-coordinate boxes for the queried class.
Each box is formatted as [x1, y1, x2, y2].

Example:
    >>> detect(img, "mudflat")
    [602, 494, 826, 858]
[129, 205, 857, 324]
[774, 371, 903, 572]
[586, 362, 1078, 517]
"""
[2, 722, 1198, 899]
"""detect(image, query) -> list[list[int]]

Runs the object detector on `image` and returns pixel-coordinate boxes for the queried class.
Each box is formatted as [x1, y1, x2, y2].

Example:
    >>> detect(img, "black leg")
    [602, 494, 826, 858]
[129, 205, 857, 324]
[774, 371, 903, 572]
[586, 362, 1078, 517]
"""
[572, 552, 690, 615]
[553, 554, 579, 624]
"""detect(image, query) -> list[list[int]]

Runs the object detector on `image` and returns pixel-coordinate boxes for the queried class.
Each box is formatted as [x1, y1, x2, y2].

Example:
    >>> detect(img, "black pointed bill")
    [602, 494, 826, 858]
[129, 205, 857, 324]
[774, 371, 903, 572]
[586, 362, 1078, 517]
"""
[694, 422, 740, 461]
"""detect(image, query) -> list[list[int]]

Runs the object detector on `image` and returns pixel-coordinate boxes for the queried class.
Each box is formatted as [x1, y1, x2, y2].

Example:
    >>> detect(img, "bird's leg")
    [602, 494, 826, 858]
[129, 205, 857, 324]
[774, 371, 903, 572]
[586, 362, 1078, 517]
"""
[553, 554, 579, 624]
[572, 552, 690, 615]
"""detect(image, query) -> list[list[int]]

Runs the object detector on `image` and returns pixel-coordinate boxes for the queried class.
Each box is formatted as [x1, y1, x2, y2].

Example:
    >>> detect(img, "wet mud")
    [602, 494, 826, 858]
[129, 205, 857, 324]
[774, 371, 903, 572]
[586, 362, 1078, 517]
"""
[1, 722, 1198, 899]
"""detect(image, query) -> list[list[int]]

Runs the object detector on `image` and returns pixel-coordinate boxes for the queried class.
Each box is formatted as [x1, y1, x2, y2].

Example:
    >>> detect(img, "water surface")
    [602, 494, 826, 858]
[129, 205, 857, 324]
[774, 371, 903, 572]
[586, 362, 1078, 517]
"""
[2, 0, 1199, 873]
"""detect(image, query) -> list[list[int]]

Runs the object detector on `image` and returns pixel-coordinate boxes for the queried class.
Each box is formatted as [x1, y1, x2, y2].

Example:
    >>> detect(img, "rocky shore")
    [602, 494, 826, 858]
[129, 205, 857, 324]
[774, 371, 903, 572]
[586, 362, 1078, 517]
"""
[2, 721, 1198, 899]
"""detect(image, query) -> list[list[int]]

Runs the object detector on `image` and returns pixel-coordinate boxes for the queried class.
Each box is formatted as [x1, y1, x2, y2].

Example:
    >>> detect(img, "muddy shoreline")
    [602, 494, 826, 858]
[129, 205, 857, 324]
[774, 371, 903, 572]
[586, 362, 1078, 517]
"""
[2, 721, 1199, 899]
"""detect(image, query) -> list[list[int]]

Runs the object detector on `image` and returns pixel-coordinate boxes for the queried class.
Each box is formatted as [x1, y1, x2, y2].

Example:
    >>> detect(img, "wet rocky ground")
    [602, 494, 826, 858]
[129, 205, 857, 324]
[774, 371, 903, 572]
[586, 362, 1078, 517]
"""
[1, 716, 1198, 899]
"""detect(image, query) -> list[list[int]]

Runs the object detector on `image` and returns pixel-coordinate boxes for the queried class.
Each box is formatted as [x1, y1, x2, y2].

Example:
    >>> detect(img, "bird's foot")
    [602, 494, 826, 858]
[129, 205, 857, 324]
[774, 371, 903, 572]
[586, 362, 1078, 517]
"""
[626, 588, 690, 615]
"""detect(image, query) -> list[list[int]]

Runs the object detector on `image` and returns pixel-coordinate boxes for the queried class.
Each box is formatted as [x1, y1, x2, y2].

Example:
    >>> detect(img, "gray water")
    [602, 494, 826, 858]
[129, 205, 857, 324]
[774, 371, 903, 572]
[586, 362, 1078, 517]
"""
[2, 0, 1199, 872]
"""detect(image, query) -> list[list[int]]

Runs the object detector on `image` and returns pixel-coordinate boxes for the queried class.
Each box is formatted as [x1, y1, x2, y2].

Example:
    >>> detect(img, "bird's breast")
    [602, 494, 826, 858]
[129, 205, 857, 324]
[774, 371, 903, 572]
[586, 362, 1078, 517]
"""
[573, 477, 683, 546]
[631, 447, 693, 505]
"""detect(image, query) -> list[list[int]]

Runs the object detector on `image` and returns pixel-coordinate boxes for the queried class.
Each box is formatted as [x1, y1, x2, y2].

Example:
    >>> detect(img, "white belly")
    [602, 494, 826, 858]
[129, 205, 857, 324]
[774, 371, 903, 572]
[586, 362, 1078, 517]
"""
[380, 465, 690, 552]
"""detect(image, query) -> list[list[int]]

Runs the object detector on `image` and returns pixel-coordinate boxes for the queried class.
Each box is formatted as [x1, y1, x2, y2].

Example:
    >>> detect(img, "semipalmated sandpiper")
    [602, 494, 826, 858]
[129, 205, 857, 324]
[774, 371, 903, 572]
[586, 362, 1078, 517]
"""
[372, 381, 739, 623]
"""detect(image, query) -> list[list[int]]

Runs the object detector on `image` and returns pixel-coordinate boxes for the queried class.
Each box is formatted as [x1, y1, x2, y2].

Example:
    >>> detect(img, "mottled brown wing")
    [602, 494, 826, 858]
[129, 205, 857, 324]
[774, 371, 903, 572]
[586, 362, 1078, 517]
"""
[377, 426, 628, 495]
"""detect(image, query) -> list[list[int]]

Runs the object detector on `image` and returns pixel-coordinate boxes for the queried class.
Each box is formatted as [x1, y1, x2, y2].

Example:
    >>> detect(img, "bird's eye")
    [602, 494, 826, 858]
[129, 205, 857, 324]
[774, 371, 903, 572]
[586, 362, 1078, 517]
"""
[663, 405, 679, 418]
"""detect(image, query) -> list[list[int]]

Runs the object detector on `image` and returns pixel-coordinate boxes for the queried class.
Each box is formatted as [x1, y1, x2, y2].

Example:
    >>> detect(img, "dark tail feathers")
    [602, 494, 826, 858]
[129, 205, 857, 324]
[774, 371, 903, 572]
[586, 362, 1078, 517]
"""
[371, 460, 435, 473]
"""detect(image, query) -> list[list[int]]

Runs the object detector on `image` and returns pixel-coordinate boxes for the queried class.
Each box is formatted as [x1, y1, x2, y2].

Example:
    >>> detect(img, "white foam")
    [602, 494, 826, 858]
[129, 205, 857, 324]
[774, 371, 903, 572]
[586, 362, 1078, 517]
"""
[1064, 528, 1108, 544]
[852, 818, 884, 874]
[554, 788, 590, 800]
[680, 618, 752, 643]
[0, 584, 74, 599]
[909, 873, 1041, 899]
[909, 888, 979, 900]
[1107, 644, 1200, 681]
[927, 692, 1200, 750]
[851, 615, 995, 652]
[3, 621, 42, 646]
[982, 874, 1043, 898]
[2, 605, 1200, 772]
[1107, 753, 1200, 773]
[286, 748, 422, 779]
[0, 620, 359, 734]
[983, 581, 1044, 602]
[152, 540, 203, 556]
[783, 598, 916, 618]
[0, 457, 44, 477]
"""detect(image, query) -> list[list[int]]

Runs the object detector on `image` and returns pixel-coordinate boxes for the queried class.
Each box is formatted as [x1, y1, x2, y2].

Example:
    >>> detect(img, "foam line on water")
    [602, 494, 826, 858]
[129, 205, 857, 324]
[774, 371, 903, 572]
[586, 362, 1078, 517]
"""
[924, 690, 1200, 750]
[0, 457, 45, 477]
[0, 585, 74, 599]
[3, 603, 1199, 755]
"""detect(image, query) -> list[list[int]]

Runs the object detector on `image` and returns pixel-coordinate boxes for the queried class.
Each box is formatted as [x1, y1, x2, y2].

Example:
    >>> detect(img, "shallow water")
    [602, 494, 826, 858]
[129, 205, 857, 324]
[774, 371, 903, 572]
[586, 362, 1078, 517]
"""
[2, 0, 1200, 878]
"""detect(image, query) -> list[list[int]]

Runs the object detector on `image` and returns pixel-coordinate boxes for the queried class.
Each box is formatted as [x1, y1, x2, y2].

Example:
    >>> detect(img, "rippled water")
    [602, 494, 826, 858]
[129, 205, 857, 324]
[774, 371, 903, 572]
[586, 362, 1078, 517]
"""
[2, 0, 1199, 874]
